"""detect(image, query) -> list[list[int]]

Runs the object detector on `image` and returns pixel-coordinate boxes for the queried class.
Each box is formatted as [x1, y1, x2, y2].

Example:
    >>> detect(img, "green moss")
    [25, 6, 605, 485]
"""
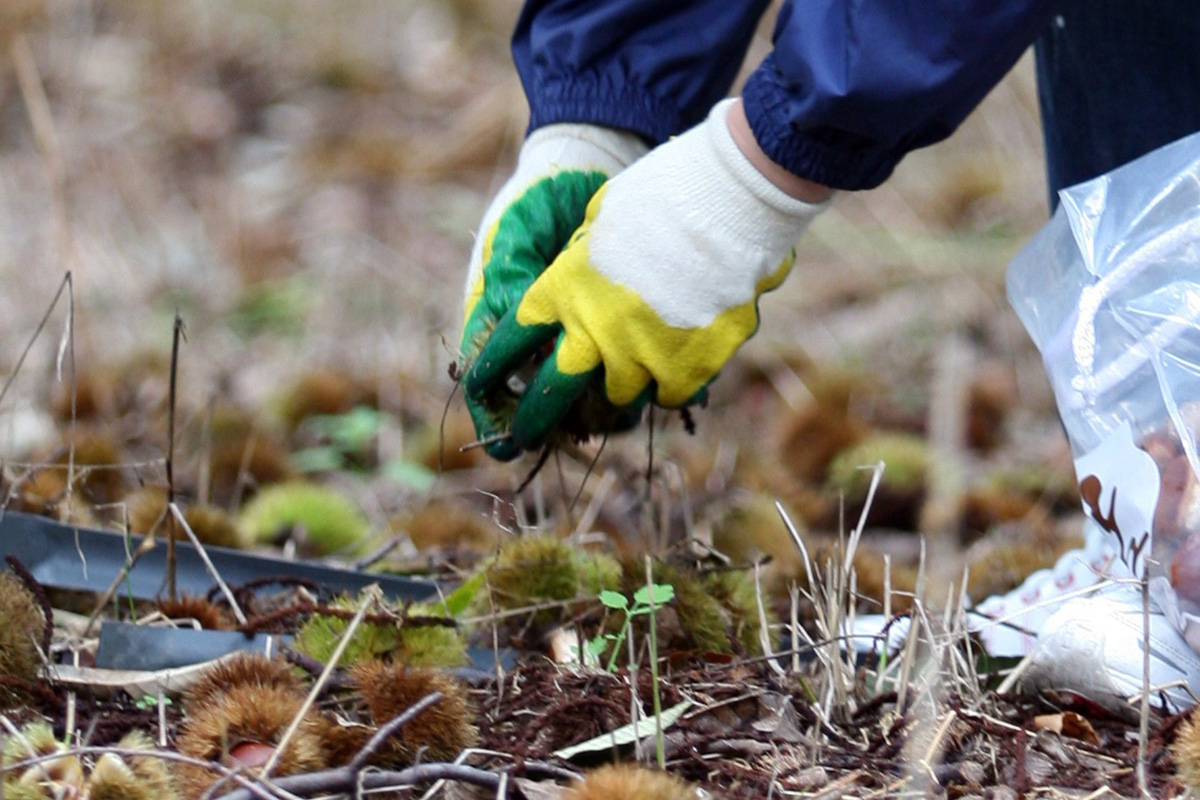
[826, 432, 929, 502]
[392, 611, 469, 668]
[705, 570, 772, 656]
[239, 482, 371, 556]
[476, 535, 580, 623]
[0, 572, 45, 707]
[292, 595, 466, 668]
[626, 561, 730, 656]
[984, 461, 1076, 502]
[614, 561, 774, 658]
[576, 551, 623, 596]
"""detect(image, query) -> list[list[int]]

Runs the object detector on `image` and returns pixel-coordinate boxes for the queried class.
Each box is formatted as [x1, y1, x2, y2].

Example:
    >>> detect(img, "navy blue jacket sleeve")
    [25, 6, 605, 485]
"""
[742, 1, 1062, 190]
[513, 0, 771, 144]
[514, 0, 1061, 191]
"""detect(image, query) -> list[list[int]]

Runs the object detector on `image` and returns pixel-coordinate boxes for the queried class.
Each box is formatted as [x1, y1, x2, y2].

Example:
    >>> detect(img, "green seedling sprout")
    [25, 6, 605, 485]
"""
[133, 694, 171, 711]
[588, 582, 675, 673]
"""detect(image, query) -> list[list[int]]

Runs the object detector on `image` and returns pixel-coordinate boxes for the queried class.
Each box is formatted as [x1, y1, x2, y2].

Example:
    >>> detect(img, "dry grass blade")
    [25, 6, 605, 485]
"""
[168, 503, 247, 625]
[262, 585, 380, 778]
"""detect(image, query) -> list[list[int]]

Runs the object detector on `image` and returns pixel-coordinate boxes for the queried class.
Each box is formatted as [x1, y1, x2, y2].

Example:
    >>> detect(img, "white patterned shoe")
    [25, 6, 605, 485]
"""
[850, 521, 1200, 713]
[969, 518, 1124, 656]
[851, 518, 1122, 656]
[1023, 585, 1200, 715]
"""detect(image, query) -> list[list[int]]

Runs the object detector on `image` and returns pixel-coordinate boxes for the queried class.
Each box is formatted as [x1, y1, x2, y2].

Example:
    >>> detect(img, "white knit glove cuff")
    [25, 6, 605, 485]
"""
[584, 99, 829, 331]
[700, 98, 829, 254]
[466, 125, 649, 286]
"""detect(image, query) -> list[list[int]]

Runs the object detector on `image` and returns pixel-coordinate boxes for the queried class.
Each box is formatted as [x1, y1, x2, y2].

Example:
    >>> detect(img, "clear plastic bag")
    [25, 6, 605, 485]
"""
[1008, 130, 1200, 651]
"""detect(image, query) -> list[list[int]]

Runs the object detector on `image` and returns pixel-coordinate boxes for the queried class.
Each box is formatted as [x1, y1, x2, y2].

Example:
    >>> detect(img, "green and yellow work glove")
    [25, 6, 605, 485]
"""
[466, 99, 829, 457]
[459, 123, 649, 460]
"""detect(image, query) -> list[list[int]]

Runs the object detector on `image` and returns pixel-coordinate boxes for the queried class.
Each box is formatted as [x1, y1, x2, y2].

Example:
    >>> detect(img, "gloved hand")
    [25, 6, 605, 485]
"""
[459, 123, 649, 460]
[465, 99, 829, 459]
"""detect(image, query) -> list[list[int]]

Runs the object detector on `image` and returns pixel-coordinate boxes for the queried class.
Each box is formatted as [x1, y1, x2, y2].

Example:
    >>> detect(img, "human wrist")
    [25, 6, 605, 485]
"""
[725, 98, 833, 204]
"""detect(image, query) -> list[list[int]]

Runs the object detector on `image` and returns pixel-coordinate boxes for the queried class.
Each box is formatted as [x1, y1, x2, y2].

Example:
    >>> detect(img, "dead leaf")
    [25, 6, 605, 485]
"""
[512, 777, 567, 800]
[1031, 712, 1100, 745]
[553, 700, 692, 760]
[44, 652, 248, 699]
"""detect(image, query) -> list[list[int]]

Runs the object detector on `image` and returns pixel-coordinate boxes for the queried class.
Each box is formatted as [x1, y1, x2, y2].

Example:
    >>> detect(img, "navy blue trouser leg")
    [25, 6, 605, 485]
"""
[1035, 0, 1200, 204]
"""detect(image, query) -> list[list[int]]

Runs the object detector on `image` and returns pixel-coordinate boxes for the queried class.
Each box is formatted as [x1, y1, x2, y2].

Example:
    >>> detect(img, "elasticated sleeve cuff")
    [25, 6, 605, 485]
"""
[523, 79, 683, 146]
[740, 1, 1061, 192]
[513, 0, 769, 144]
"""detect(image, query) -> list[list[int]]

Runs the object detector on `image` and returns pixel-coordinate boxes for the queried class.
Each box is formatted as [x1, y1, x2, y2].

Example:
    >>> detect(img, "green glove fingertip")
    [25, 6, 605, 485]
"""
[464, 396, 522, 462]
[511, 361, 595, 451]
[465, 313, 559, 400]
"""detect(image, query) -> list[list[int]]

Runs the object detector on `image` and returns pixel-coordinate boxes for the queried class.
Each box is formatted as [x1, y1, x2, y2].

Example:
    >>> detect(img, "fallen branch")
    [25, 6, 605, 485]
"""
[210, 763, 508, 800]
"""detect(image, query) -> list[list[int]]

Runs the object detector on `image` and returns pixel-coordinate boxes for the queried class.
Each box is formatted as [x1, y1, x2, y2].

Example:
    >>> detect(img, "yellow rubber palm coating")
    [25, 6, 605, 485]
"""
[513, 186, 794, 407]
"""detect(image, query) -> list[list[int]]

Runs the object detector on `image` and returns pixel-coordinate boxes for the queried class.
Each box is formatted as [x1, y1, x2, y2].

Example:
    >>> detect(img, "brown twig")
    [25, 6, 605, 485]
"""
[165, 313, 186, 601]
[210, 763, 510, 800]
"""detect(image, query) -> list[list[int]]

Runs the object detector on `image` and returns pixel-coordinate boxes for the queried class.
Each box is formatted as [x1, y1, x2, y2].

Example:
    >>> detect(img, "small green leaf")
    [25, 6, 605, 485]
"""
[440, 572, 485, 618]
[290, 446, 346, 473]
[381, 458, 436, 492]
[598, 590, 630, 611]
[633, 583, 674, 607]
[315, 406, 385, 451]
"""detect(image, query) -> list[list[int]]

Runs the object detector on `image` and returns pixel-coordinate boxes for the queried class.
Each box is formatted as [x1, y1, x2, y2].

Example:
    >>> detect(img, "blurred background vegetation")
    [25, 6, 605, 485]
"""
[0, 1, 1076, 607]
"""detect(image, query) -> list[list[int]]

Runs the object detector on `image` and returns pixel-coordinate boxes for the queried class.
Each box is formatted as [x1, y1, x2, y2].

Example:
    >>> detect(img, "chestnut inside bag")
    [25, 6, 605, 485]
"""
[1008, 130, 1200, 654]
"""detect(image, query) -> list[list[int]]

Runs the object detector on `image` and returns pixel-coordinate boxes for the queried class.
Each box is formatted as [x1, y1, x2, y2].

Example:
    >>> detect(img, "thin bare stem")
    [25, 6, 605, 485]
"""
[83, 530, 158, 637]
[168, 503, 247, 625]
[262, 586, 379, 777]
[644, 554, 664, 769]
[0, 273, 71, 416]
[1137, 572, 1151, 798]
[166, 313, 186, 601]
[458, 432, 511, 453]
[437, 380, 460, 473]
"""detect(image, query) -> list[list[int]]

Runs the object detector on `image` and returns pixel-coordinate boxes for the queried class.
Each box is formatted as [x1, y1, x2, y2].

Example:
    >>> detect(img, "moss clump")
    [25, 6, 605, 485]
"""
[478, 535, 579, 622]
[473, 535, 623, 626]
[391, 500, 502, 553]
[0, 571, 46, 707]
[204, 406, 295, 508]
[705, 569, 774, 656]
[712, 493, 804, 566]
[293, 595, 467, 668]
[622, 560, 729, 656]
[614, 560, 773, 658]
[578, 551, 623, 597]
[274, 368, 375, 432]
[825, 432, 930, 531]
[826, 432, 929, 501]
[239, 482, 371, 556]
